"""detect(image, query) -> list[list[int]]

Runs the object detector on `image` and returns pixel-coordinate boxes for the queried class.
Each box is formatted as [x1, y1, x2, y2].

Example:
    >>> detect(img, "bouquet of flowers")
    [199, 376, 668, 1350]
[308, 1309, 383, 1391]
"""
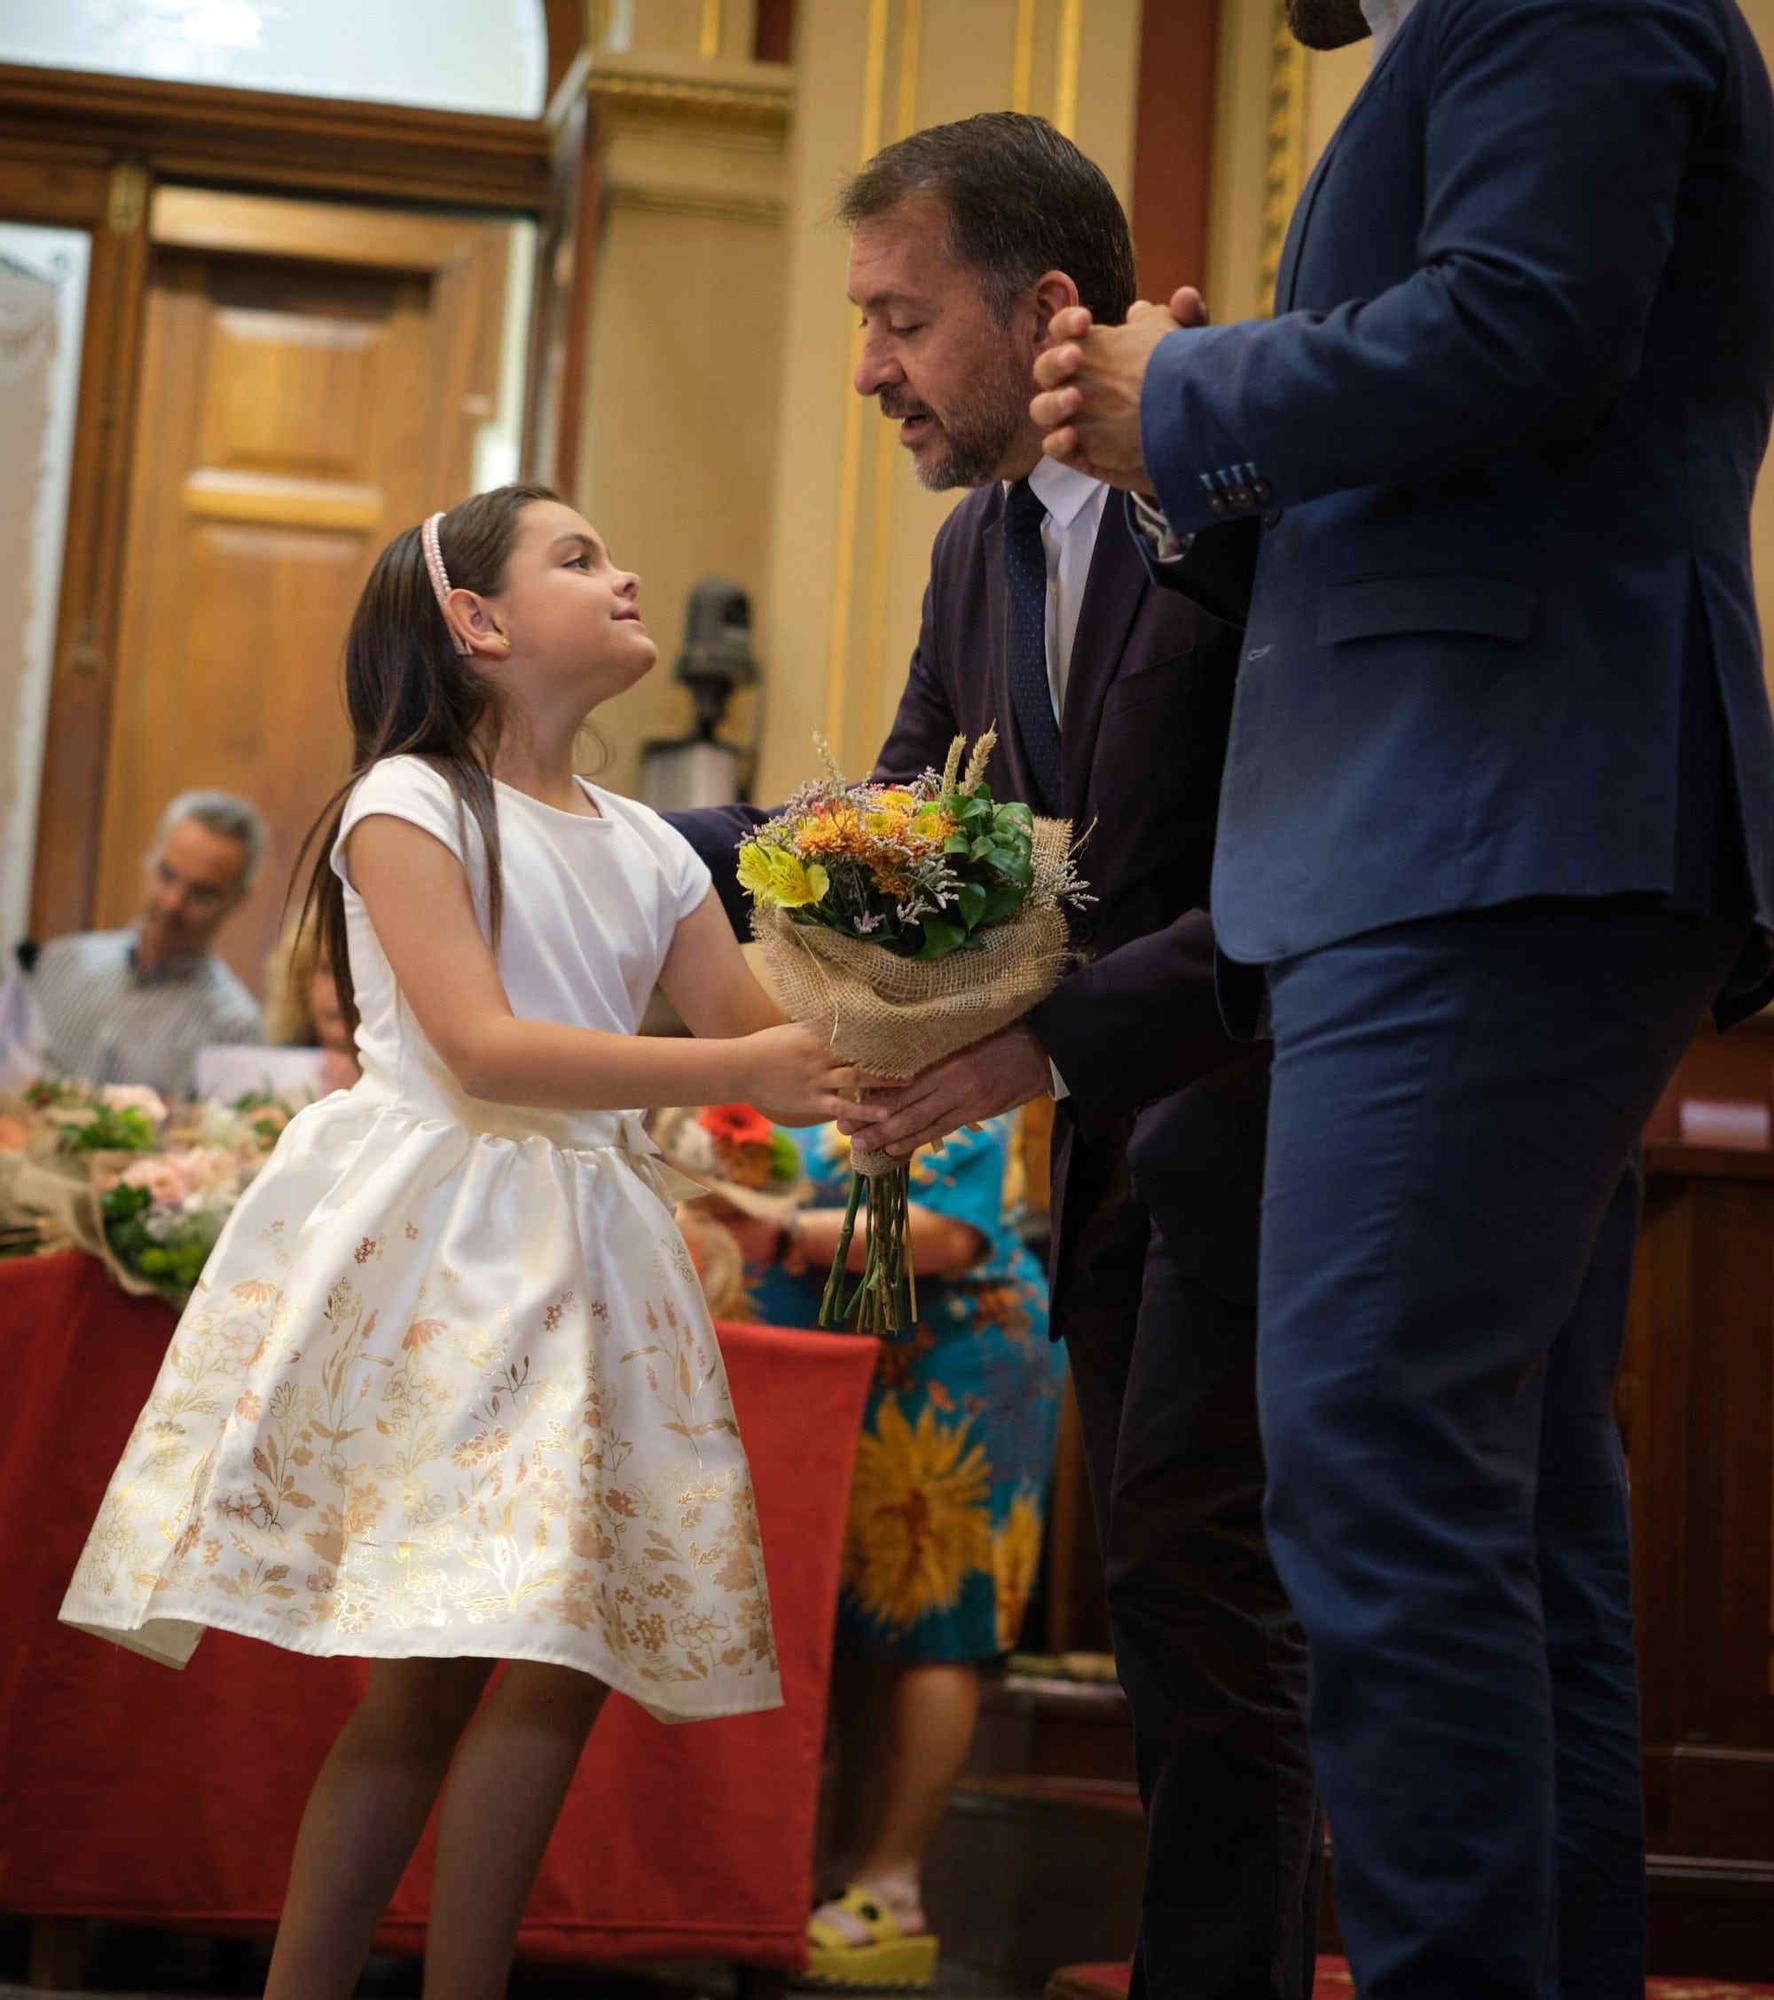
[98, 1143, 259, 1300]
[738, 729, 1085, 1334]
[0, 1078, 298, 1304]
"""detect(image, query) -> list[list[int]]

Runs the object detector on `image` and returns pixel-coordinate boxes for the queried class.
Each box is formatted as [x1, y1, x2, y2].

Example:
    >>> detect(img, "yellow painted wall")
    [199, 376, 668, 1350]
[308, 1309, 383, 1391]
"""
[755, 0, 1144, 799]
[570, 0, 1146, 802]
[568, 52, 793, 794]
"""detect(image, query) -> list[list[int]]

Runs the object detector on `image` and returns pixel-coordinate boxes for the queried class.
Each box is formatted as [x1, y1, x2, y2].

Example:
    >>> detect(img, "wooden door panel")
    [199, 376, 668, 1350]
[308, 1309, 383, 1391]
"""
[1629, 1145, 1774, 1868]
[92, 198, 504, 1002]
[198, 302, 391, 480]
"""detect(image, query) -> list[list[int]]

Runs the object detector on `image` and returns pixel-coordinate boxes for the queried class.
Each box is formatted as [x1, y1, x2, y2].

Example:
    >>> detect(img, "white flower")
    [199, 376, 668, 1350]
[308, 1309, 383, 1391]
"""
[191, 1102, 255, 1149]
[100, 1085, 168, 1123]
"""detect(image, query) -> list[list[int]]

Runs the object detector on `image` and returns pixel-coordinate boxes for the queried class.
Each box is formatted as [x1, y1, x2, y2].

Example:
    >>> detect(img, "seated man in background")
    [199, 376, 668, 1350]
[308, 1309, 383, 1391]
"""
[19, 789, 264, 1100]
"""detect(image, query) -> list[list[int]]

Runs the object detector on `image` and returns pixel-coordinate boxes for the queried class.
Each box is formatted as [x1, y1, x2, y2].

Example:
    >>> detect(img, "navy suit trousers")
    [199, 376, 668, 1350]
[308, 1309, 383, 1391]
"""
[1063, 1063, 1322, 2000]
[1257, 900, 1747, 2000]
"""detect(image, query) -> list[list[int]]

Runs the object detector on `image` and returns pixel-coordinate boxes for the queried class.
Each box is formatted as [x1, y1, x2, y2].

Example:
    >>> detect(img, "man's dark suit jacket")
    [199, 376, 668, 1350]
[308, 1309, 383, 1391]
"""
[1138, 0, 1774, 1019]
[677, 476, 1248, 1315]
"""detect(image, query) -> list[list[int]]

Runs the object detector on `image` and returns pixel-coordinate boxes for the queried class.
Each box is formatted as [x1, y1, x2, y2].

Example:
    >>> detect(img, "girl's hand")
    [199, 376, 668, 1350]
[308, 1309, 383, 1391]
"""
[739, 1023, 859, 1127]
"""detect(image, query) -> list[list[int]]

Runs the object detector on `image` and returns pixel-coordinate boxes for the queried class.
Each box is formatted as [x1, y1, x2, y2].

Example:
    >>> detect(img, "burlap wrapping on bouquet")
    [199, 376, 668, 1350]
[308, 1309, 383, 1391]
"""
[0, 1148, 161, 1298]
[750, 815, 1076, 1174]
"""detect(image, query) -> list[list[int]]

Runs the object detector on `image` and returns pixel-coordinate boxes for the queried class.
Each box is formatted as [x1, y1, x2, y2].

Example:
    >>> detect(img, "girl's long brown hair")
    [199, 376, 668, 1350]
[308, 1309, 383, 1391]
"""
[291, 483, 560, 1034]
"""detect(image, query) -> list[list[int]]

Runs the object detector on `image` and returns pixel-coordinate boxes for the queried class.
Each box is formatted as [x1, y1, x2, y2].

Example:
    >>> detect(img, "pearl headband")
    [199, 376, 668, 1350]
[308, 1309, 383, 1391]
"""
[421, 511, 471, 657]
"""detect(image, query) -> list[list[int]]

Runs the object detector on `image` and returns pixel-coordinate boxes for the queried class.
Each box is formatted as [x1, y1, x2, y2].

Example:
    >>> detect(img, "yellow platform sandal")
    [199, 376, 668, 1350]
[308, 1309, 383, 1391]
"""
[804, 1885, 940, 1991]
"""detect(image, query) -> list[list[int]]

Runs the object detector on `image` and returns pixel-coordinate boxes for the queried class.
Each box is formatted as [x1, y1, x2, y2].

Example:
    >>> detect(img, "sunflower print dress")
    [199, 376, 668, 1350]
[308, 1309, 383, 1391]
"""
[749, 1118, 1062, 1661]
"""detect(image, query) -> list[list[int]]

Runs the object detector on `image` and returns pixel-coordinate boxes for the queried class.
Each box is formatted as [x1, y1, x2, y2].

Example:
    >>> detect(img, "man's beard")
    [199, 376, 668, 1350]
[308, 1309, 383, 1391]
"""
[1284, 0, 1370, 49]
[881, 349, 1031, 491]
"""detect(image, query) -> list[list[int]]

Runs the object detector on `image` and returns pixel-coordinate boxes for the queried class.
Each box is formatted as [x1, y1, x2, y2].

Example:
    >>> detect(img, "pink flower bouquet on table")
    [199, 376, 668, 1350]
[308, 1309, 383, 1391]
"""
[0, 1078, 301, 1303]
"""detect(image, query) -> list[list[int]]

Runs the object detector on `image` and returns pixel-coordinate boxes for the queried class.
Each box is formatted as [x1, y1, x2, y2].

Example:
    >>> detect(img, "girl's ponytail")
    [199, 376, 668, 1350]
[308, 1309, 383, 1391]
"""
[287, 484, 560, 1034]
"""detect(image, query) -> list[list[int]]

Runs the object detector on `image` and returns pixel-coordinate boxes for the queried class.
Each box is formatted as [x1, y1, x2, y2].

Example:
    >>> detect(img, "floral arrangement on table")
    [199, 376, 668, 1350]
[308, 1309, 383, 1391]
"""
[0, 1078, 299, 1304]
[737, 728, 1086, 1335]
[662, 1103, 805, 1201]
[650, 1103, 812, 1323]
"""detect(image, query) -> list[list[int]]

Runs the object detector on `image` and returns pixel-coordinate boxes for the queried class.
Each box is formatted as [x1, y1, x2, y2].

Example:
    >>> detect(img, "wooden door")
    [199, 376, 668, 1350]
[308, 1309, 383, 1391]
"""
[91, 188, 509, 997]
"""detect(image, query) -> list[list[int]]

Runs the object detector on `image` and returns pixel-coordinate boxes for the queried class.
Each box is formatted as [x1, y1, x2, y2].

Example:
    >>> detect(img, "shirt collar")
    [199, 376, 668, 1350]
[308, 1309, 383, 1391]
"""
[1024, 452, 1106, 531]
[1360, 0, 1416, 61]
[124, 923, 210, 984]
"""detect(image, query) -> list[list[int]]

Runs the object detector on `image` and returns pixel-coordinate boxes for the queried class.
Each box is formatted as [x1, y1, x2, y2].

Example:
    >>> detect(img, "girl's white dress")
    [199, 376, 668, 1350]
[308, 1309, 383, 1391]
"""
[61, 756, 781, 1722]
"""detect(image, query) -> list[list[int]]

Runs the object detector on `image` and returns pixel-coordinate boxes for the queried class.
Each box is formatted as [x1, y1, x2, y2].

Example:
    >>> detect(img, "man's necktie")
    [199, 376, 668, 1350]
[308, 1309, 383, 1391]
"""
[1002, 476, 1064, 816]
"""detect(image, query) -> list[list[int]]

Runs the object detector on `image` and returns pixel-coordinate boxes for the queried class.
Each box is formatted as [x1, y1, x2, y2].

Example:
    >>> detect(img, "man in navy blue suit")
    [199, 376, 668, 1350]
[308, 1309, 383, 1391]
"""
[1018, 2, 1774, 1995]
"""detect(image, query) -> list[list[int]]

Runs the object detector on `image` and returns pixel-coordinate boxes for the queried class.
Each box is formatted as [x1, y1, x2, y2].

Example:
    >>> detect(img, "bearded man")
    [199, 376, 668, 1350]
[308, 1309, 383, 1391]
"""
[677, 112, 1322, 2000]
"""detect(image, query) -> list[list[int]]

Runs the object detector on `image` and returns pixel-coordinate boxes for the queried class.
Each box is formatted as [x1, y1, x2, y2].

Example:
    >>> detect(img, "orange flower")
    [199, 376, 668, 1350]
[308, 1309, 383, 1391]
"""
[798, 807, 872, 860]
[699, 1104, 773, 1147]
[402, 1316, 446, 1350]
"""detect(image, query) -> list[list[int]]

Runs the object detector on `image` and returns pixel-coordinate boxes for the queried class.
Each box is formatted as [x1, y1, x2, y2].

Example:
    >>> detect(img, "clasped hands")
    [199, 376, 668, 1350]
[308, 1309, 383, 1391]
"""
[1030, 285, 1209, 493]
[840, 1022, 1053, 1161]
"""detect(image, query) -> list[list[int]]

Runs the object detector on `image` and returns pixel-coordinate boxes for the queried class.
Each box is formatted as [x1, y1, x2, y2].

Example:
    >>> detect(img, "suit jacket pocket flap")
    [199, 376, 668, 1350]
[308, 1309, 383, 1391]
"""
[1318, 576, 1537, 644]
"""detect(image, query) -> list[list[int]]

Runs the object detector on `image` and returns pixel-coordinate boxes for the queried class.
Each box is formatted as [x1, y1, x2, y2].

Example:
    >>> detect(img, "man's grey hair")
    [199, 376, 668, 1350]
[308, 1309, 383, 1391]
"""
[155, 789, 267, 889]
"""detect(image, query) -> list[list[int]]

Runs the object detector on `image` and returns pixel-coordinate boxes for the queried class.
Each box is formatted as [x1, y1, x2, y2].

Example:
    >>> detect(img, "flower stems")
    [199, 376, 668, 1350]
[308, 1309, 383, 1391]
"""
[819, 1162, 918, 1338]
[820, 1168, 866, 1327]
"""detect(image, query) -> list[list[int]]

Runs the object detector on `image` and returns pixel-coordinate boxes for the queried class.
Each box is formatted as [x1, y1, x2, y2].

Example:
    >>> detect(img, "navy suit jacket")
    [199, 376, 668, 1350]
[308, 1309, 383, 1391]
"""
[673, 479, 1248, 1304]
[1140, 0, 1774, 1014]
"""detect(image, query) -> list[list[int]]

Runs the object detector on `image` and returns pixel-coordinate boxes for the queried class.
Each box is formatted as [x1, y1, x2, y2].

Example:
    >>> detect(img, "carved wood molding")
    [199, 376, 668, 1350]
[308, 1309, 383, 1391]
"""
[605, 182, 785, 224]
[587, 63, 793, 134]
[1258, 4, 1308, 312]
[0, 62, 550, 210]
[588, 57, 792, 227]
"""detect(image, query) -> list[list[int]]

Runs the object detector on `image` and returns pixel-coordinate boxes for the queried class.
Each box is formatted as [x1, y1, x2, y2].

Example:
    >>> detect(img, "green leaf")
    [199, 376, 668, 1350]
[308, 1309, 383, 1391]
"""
[916, 918, 967, 960]
[943, 833, 971, 856]
[955, 881, 988, 926]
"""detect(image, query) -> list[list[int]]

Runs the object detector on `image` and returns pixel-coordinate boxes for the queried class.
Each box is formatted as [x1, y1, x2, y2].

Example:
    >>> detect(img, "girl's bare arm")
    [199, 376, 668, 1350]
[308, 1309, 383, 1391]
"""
[347, 817, 855, 1123]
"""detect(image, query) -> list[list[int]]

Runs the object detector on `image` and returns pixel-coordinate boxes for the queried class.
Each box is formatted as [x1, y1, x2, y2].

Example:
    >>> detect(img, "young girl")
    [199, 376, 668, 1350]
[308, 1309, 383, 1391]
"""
[60, 484, 856, 2000]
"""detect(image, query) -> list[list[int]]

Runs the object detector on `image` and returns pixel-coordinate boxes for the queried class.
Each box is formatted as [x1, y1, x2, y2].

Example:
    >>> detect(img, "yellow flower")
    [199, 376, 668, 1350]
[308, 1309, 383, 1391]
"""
[862, 789, 919, 839]
[737, 841, 830, 909]
[843, 1398, 993, 1632]
[992, 1488, 1045, 1651]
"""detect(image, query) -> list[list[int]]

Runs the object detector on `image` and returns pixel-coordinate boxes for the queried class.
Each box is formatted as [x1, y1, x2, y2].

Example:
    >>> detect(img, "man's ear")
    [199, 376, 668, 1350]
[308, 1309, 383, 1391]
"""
[1031, 269, 1084, 349]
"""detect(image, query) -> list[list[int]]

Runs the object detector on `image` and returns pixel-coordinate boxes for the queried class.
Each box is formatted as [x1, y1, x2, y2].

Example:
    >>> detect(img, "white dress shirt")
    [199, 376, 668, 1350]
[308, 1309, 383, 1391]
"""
[1023, 452, 1110, 724]
[1361, 0, 1417, 62]
[1009, 455, 1108, 1102]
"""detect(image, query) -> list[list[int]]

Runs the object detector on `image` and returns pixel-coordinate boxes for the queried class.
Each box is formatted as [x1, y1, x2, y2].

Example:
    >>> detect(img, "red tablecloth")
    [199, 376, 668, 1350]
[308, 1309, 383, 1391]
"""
[0, 1251, 876, 1970]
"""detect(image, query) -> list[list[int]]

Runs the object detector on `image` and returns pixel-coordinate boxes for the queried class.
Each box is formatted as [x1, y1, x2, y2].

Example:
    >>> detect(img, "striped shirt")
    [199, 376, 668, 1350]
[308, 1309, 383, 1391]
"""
[28, 929, 261, 1100]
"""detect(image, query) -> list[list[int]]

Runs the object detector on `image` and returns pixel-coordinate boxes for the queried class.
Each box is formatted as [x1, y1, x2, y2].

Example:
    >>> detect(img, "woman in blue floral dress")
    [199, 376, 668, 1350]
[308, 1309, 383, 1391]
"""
[733, 1115, 1064, 1988]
